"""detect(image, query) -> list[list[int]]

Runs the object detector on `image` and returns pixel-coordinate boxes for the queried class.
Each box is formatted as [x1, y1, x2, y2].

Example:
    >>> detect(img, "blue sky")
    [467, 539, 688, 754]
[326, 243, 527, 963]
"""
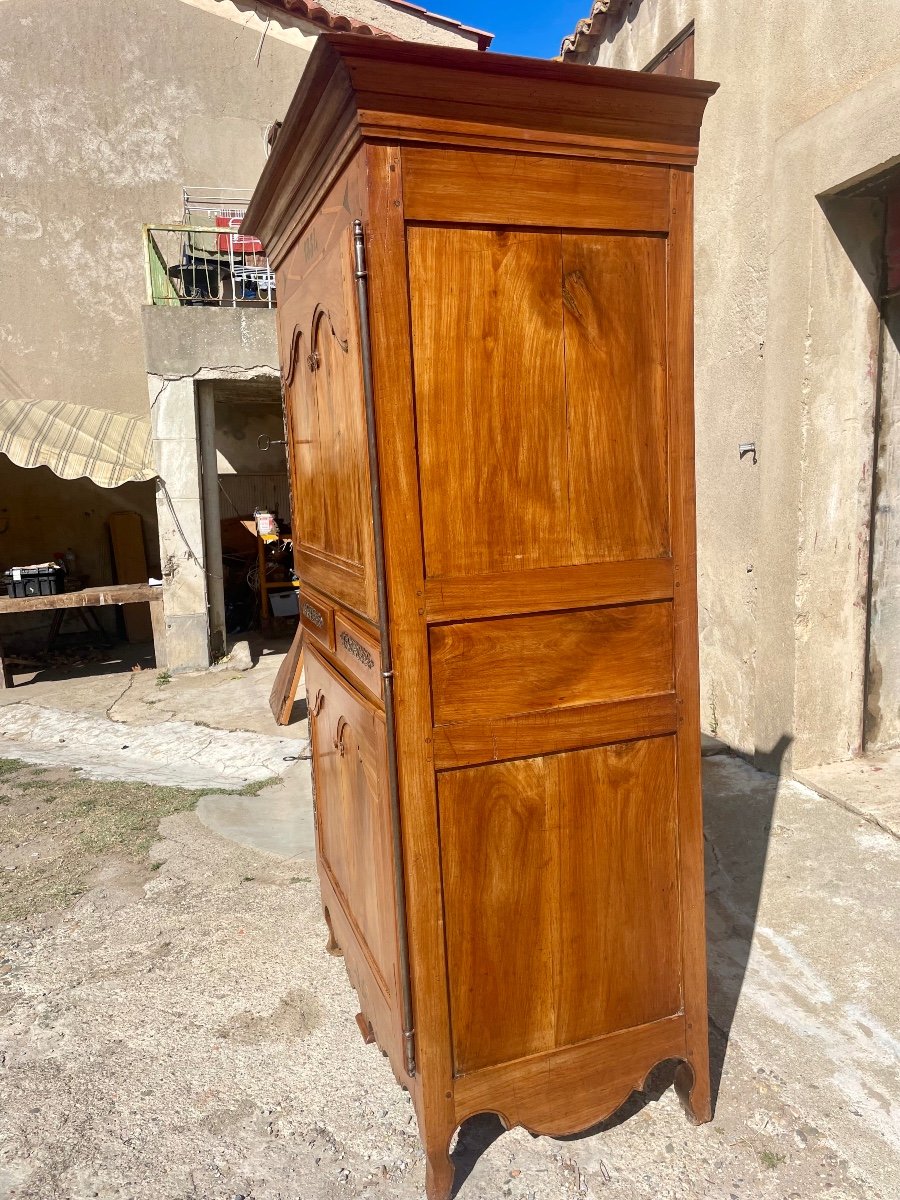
[444, 1, 591, 58]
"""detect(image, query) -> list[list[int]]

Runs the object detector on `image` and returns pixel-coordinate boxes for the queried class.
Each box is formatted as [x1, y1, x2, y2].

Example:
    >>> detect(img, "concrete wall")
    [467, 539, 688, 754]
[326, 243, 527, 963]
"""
[0, 0, 480, 669]
[0, 0, 313, 420]
[144, 305, 280, 669]
[215, 397, 286, 474]
[568, 0, 900, 770]
[0, 0, 482, 422]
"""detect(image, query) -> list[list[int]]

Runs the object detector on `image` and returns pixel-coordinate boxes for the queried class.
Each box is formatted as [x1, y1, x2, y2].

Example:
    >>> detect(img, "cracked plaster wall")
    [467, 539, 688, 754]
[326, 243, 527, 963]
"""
[0, 0, 310, 420]
[580, 0, 900, 769]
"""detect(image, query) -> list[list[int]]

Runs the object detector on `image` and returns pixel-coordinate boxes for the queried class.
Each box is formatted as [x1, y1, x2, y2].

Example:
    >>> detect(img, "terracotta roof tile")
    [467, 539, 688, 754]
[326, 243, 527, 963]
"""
[559, 1, 621, 61]
[264, 0, 395, 39]
[263, 0, 492, 49]
[383, 0, 492, 49]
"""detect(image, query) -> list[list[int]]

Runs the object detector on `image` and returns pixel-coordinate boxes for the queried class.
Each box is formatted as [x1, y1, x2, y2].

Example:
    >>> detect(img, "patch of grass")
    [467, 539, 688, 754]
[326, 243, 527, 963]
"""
[156, 670, 172, 688]
[759, 1150, 786, 1170]
[0, 765, 202, 923]
[235, 775, 279, 797]
[18, 778, 50, 792]
[0, 758, 26, 778]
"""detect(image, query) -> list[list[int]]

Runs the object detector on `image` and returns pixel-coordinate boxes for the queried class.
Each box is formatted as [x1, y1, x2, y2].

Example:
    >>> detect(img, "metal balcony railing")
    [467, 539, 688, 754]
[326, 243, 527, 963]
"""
[142, 222, 276, 309]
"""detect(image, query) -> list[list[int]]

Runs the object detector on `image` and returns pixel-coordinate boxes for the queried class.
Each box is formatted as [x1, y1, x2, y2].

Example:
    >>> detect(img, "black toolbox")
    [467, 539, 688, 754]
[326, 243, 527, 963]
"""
[3, 565, 66, 598]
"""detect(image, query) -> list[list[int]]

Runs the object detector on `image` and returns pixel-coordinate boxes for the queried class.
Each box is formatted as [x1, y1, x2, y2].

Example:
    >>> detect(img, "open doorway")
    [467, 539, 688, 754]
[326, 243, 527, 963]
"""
[197, 379, 296, 663]
[798, 171, 900, 833]
[865, 186, 900, 754]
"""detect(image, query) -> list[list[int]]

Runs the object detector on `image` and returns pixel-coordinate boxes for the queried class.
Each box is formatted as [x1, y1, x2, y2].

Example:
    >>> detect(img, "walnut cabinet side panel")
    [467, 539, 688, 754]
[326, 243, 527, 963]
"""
[364, 145, 710, 1176]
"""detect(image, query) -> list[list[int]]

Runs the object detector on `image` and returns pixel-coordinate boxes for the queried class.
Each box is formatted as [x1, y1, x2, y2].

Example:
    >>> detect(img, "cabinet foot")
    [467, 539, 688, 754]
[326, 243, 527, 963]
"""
[675, 1059, 712, 1125]
[424, 1131, 456, 1200]
[323, 906, 342, 957]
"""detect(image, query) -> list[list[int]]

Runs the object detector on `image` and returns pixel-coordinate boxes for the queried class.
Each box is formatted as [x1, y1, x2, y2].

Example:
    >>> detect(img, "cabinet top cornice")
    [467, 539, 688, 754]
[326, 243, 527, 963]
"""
[243, 34, 717, 256]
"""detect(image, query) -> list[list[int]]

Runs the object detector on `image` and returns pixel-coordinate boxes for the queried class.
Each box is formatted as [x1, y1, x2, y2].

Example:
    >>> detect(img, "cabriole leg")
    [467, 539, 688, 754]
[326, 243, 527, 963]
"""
[323, 906, 342, 957]
[675, 1059, 712, 1125]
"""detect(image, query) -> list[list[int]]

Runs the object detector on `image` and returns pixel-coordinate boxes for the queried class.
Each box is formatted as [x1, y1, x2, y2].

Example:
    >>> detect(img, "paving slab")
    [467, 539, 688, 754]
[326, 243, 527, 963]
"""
[196, 761, 316, 858]
[797, 747, 900, 837]
[0, 701, 307, 790]
[0, 635, 308, 740]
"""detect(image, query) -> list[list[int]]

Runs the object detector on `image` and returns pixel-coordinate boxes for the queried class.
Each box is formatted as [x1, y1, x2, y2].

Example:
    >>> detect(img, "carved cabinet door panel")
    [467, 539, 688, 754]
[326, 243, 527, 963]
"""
[281, 219, 376, 619]
[305, 644, 399, 1004]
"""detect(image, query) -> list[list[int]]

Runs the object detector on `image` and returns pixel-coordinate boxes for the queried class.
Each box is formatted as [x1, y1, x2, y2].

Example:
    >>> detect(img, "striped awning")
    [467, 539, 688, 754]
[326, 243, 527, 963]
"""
[0, 398, 154, 488]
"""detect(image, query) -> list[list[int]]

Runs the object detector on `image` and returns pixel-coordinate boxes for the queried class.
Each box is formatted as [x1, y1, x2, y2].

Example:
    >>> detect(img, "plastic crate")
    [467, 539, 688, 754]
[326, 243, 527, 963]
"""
[3, 565, 66, 598]
[269, 588, 299, 618]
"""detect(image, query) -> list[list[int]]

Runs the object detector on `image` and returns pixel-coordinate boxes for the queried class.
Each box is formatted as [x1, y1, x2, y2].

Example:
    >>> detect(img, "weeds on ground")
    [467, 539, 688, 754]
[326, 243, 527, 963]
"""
[0, 758, 201, 923]
[156, 670, 172, 687]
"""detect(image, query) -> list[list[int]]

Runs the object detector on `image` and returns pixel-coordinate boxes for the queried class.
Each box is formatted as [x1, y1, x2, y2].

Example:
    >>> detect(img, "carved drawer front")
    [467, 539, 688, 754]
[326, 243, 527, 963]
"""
[299, 588, 335, 651]
[333, 613, 382, 699]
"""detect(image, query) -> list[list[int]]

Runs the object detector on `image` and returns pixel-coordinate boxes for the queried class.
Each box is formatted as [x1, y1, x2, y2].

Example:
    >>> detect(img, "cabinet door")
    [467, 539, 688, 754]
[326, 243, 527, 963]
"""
[278, 178, 376, 619]
[305, 645, 398, 1006]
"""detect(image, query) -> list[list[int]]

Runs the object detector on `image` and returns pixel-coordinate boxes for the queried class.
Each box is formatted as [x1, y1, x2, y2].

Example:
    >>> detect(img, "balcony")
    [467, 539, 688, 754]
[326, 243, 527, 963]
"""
[143, 188, 275, 309]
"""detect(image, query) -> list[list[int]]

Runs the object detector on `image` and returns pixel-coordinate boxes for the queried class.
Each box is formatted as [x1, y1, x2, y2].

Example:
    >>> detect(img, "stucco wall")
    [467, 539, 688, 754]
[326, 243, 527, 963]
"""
[573, 0, 900, 769]
[0, 0, 312, 420]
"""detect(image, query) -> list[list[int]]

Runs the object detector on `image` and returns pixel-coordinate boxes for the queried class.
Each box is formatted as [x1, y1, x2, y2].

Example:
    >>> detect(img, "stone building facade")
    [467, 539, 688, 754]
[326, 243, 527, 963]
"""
[563, 1, 900, 774]
[0, 0, 488, 669]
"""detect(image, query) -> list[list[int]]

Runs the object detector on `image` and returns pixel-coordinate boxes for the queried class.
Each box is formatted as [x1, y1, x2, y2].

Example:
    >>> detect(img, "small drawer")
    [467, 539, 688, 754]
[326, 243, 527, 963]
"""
[334, 614, 382, 699]
[299, 588, 335, 650]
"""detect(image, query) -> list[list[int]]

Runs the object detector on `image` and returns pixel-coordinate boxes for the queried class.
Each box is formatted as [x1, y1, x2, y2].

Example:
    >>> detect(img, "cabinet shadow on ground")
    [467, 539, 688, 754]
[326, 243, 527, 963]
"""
[448, 735, 791, 1197]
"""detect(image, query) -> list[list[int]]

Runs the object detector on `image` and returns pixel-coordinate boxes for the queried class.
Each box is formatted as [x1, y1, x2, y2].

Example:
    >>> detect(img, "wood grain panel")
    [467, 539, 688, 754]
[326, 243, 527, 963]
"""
[433, 693, 676, 770]
[280, 209, 377, 621]
[314, 230, 369, 571]
[564, 233, 670, 561]
[439, 756, 556, 1074]
[295, 546, 367, 617]
[285, 362, 325, 552]
[313, 296, 368, 568]
[402, 150, 669, 231]
[305, 647, 397, 997]
[556, 737, 682, 1045]
[408, 226, 568, 577]
[424, 558, 674, 622]
[440, 737, 682, 1076]
[430, 602, 673, 726]
[318, 865, 403, 1072]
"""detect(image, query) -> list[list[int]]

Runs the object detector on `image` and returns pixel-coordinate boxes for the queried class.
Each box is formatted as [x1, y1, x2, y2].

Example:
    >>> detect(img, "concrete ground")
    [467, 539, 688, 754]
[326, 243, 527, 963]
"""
[1, 649, 898, 1199]
[0, 637, 309, 791]
[798, 747, 900, 838]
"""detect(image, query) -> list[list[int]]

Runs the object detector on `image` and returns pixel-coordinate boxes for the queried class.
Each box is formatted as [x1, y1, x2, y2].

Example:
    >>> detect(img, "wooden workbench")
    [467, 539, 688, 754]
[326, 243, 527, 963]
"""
[0, 583, 165, 687]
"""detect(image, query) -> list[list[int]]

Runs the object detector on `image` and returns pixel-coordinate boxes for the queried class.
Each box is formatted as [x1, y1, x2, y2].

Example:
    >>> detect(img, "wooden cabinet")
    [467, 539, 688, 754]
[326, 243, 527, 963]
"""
[245, 35, 717, 1199]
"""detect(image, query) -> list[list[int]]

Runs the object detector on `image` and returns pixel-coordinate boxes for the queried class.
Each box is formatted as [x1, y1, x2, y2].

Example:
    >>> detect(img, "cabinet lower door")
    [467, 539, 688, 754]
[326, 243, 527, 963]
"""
[305, 645, 401, 1057]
